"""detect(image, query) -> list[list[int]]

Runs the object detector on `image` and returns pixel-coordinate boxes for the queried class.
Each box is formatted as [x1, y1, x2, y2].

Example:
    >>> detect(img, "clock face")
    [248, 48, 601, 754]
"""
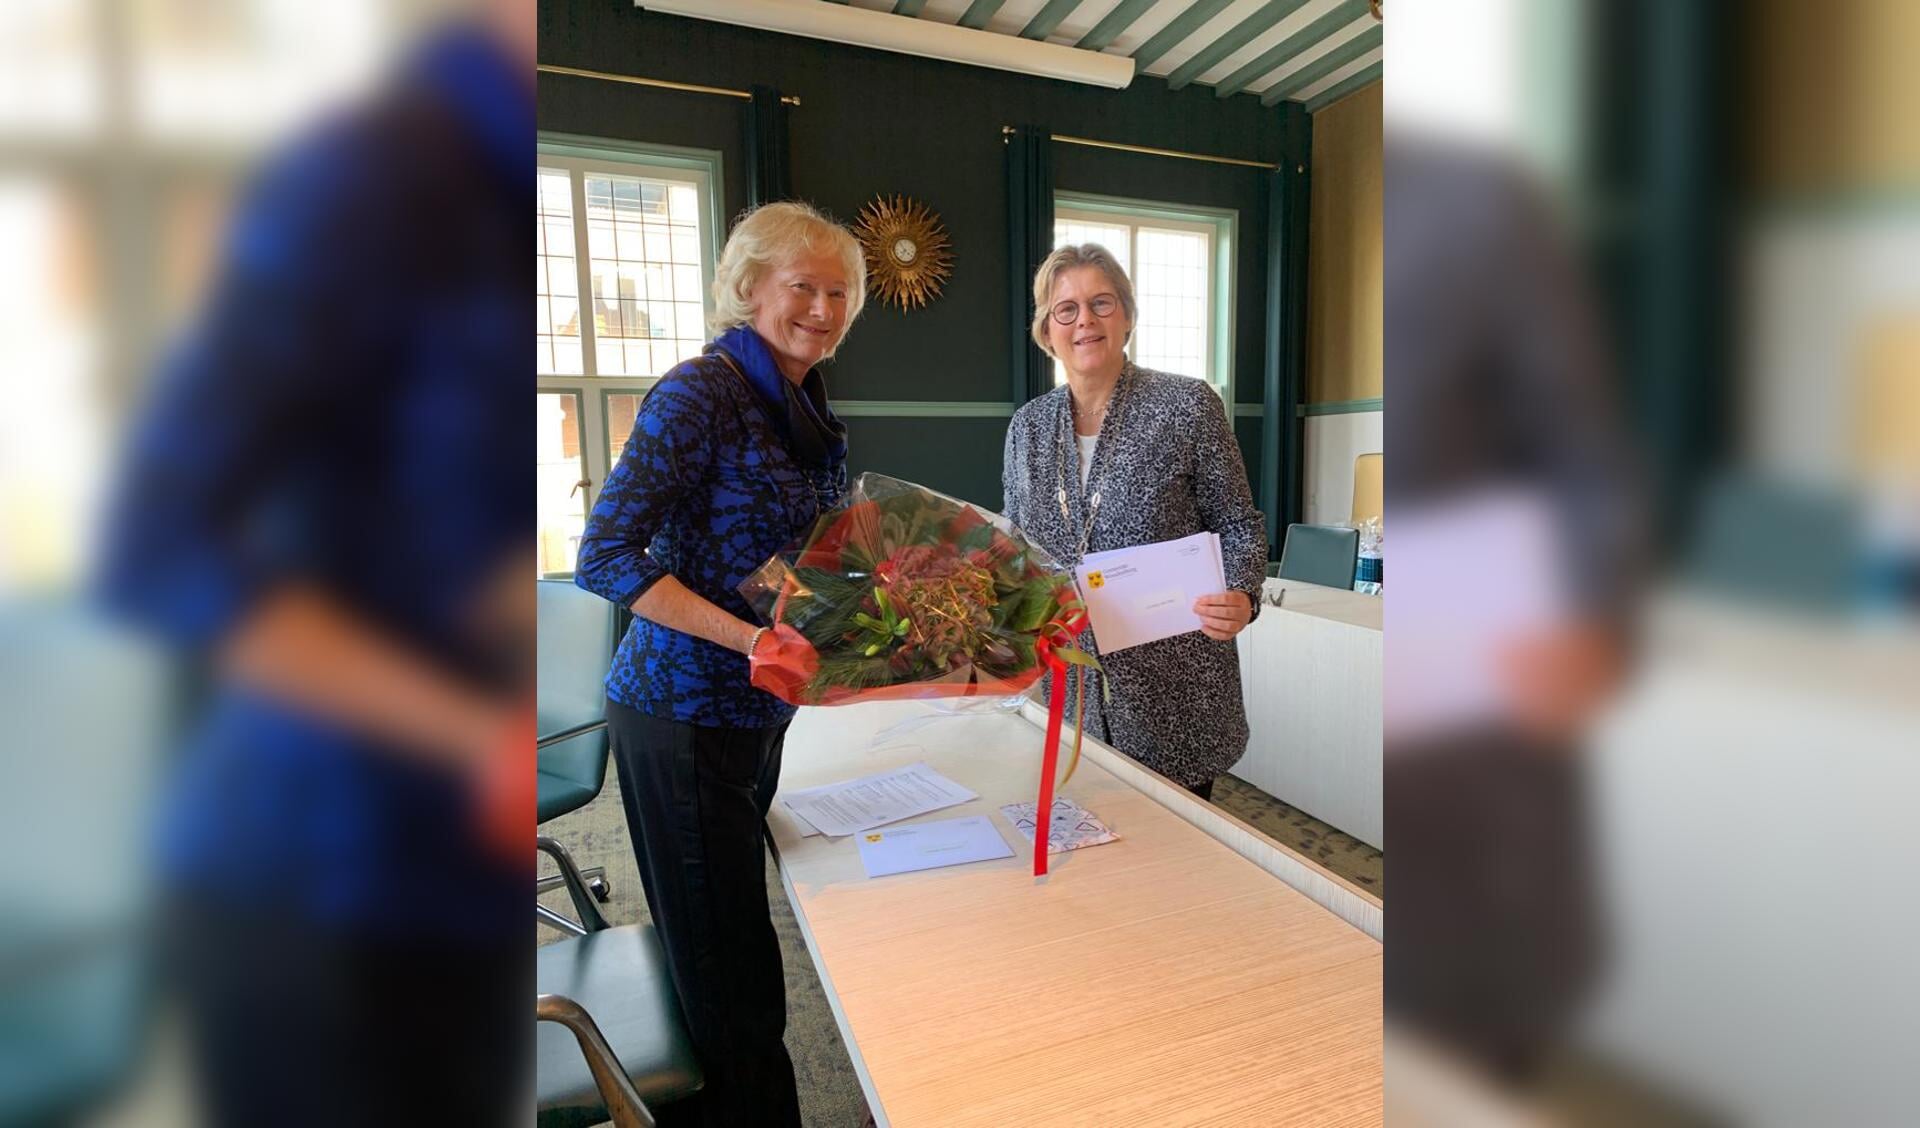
[855, 195, 949, 310]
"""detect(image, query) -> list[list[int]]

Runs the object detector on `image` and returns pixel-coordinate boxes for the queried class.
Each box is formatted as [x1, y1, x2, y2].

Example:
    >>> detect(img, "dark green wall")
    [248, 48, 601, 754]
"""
[538, 4, 1286, 512]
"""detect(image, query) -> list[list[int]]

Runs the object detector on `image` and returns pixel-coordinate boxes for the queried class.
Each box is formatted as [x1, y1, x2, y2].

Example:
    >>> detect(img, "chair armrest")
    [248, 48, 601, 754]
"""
[537, 718, 608, 751]
[537, 993, 655, 1128]
[537, 835, 611, 933]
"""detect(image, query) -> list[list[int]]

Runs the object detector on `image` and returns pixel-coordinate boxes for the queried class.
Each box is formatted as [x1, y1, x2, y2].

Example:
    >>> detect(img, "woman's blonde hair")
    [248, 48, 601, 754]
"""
[708, 201, 867, 351]
[1029, 243, 1137, 356]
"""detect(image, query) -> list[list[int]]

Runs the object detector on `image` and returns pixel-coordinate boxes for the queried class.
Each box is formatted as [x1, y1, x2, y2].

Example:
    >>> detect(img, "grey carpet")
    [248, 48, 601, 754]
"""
[537, 765, 1375, 1126]
[1213, 773, 1384, 893]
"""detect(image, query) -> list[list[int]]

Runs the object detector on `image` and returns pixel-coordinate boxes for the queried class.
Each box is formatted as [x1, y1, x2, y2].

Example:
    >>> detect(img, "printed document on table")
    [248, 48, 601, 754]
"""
[1072, 531, 1225, 653]
[855, 815, 1014, 878]
[778, 761, 976, 838]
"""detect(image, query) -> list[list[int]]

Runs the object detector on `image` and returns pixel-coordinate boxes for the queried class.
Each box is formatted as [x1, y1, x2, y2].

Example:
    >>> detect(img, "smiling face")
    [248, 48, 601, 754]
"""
[1044, 265, 1132, 380]
[749, 249, 852, 383]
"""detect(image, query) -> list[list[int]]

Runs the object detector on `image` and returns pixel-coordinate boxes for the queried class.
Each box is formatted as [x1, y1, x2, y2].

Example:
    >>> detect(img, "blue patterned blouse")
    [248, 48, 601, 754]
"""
[94, 25, 529, 934]
[575, 325, 847, 727]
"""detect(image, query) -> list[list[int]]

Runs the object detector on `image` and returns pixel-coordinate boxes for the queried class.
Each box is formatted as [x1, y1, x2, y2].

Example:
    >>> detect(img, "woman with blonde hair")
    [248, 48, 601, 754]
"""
[1002, 243, 1267, 801]
[575, 199, 865, 1125]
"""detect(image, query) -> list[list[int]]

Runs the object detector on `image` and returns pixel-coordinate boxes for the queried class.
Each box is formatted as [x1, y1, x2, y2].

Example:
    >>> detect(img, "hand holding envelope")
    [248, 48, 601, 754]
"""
[1072, 532, 1232, 653]
[1190, 590, 1254, 640]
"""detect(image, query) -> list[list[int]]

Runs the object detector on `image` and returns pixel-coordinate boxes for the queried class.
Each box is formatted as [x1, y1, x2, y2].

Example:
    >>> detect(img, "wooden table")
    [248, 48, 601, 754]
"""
[771, 699, 1382, 1126]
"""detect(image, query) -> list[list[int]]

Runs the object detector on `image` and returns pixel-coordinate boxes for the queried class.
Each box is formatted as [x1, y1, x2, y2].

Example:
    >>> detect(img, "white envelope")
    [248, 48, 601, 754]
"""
[1072, 532, 1226, 653]
[855, 815, 1014, 878]
[1384, 488, 1572, 742]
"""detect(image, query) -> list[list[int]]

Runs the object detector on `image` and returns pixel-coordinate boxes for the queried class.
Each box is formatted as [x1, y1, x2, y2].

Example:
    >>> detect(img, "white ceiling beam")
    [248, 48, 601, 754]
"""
[638, 0, 1136, 88]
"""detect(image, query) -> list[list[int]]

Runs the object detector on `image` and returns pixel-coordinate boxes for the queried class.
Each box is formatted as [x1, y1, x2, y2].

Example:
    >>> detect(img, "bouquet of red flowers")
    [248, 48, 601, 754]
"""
[740, 474, 1096, 876]
[739, 473, 1092, 705]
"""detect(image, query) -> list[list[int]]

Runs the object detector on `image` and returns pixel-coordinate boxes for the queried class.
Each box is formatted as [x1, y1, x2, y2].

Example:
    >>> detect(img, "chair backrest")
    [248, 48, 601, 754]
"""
[1351, 453, 1383, 526]
[537, 581, 618, 793]
[1277, 523, 1360, 590]
[1, 599, 171, 1123]
[1685, 475, 1861, 612]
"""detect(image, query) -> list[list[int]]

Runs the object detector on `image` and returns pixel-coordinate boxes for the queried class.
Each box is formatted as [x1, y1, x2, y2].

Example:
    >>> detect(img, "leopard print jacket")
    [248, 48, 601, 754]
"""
[1002, 363, 1267, 787]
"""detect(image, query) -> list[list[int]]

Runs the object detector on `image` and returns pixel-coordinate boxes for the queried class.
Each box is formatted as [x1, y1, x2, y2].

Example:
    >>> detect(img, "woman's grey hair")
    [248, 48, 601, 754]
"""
[1029, 243, 1137, 356]
[708, 200, 868, 348]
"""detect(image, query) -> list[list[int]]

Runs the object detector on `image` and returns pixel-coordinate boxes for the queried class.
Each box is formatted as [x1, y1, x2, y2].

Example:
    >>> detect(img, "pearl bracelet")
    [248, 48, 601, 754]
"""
[746, 626, 769, 658]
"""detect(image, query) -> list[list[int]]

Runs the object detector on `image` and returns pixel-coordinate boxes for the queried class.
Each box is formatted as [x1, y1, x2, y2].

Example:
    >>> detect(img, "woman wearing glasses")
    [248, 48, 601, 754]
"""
[1002, 244, 1267, 800]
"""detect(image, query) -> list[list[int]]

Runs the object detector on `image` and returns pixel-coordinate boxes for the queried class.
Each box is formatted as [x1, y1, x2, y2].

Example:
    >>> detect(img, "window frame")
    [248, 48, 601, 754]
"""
[536, 133, 726, 514]
[535, 390, 587, 578]
[1052, 192, 1237, 405]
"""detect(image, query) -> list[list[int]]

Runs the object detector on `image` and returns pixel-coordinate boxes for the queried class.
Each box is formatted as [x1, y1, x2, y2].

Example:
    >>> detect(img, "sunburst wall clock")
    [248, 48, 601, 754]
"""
[853, 195, 953, 312]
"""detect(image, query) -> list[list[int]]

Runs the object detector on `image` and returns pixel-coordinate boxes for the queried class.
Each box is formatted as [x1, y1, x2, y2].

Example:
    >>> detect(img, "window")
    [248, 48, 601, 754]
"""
[1, 1, 388, 589]
[535, 392, 585, 576]
[1051, 196, 1235, 401]
[536, 136, 723, 574]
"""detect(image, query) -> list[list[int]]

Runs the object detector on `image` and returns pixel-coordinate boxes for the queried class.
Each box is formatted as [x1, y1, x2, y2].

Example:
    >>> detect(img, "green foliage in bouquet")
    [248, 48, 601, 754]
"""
[770, 488, 1085, 697]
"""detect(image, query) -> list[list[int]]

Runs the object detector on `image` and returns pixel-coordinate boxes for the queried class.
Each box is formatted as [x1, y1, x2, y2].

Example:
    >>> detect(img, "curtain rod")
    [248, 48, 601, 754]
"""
[537, 65, 802, 106]
[1002, 126, 1277, 171]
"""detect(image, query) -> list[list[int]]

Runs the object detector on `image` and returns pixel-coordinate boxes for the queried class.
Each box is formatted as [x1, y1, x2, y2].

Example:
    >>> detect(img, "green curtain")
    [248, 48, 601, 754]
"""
[1595, 0, 1729, 540]
[745, 85, 791, 207]
[1263, 103, 1312, 554]
[1004, 124, 1054, 404]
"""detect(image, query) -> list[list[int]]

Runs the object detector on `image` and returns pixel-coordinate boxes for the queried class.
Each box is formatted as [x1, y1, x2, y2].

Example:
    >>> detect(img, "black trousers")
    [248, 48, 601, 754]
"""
[167, 898, 527, 1127]
[1385, 731, 1602, 1080]
[606, 699, 802, 1128]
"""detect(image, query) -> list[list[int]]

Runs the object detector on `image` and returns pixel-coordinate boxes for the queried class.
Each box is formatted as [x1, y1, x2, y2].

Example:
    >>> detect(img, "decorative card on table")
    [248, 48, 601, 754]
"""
[999, 797, 1119, 854]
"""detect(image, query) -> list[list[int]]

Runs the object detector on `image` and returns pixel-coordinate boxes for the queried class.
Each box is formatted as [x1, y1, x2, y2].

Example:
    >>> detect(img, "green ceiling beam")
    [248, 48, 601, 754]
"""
[1256, 23, 1380, 105]
[1214, 0, 1369, 98]
[1020, 0, 1085, 41]
[1129, 0, 1236, 72]
[1075, 0, 1157, 52]
[892, 0, 929, 14]
[1303, 60, 1382, 112]
[1166, 0, 1312, 91]
[958, 0, 1009, 30]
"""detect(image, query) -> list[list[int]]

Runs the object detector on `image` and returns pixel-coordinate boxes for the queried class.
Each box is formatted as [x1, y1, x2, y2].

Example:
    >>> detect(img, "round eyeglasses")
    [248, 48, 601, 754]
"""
[1050, 294, 1119, 324]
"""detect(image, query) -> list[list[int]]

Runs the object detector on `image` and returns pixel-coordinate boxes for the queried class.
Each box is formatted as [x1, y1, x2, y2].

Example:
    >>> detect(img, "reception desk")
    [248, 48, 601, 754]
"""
[1234, 578, 1383, 848]
[772, 699, 1382, 1127]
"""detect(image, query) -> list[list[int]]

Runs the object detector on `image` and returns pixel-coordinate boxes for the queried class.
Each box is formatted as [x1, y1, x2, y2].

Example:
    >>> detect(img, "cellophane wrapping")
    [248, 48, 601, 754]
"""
[739, 473, 1082, 706]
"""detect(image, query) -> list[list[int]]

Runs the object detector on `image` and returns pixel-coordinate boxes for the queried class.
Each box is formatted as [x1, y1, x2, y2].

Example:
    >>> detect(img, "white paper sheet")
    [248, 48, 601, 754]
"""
[854, 815, 1014, 878]
[1072, 531, 1226, 653]
[777, 761, 976, 838]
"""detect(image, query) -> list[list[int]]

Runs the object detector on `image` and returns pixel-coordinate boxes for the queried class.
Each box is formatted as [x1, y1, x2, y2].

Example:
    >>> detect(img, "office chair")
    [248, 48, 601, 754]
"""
[536, 837, 703, 1128]
[0, 601, 171, 1123]
[1685, 474, 1863, 613]
[1277, 523, 1361, 590]
[537, 579, 619, 933]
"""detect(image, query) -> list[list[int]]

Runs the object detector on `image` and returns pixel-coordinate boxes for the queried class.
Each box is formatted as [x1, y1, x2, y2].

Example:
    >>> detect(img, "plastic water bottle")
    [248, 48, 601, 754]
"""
[1353, 516, 1383, 595]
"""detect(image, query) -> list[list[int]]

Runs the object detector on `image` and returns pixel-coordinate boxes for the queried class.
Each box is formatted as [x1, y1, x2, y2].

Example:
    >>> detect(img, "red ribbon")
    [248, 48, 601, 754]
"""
[1029, 609, 1088, 877]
